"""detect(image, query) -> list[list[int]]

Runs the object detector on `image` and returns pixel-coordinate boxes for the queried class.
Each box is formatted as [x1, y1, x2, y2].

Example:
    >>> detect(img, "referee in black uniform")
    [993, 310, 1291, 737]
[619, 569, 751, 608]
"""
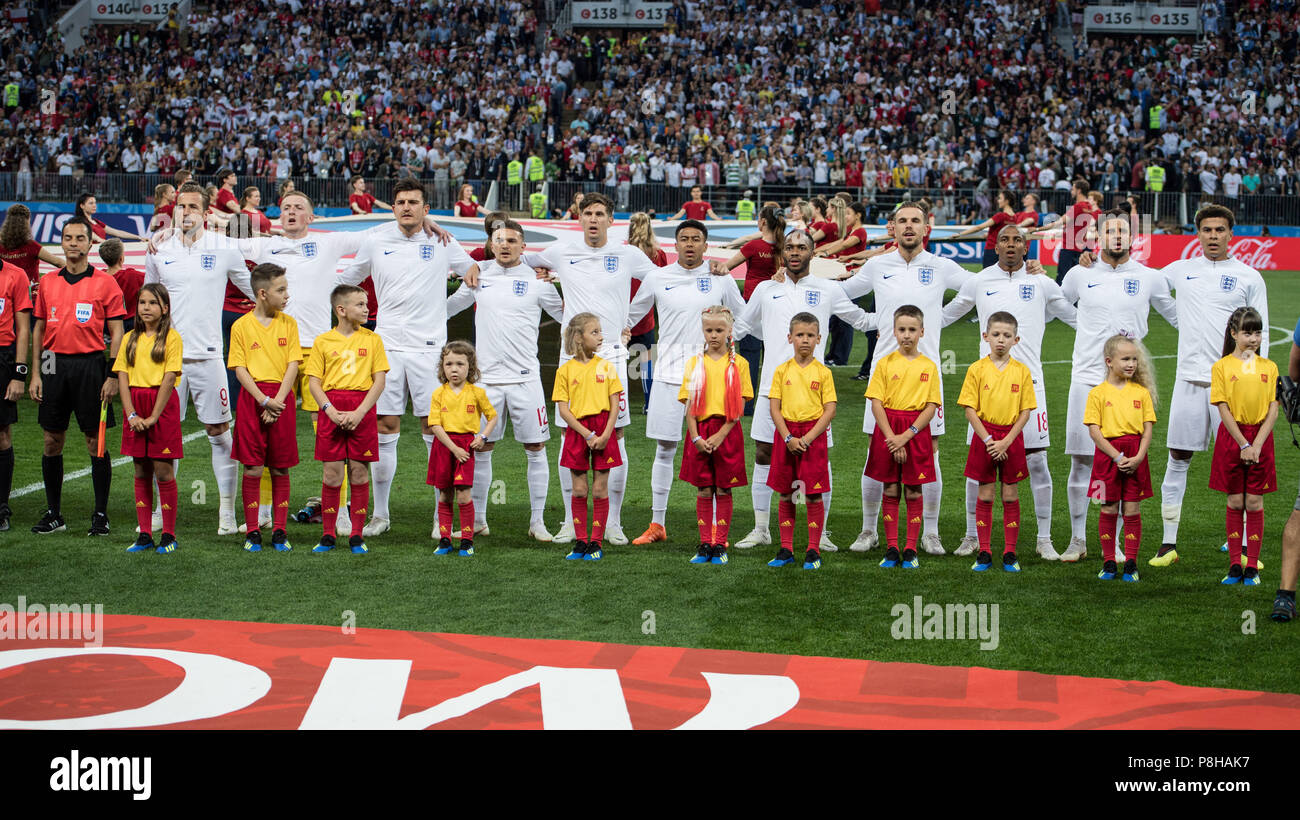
[28, 217, 125, 535]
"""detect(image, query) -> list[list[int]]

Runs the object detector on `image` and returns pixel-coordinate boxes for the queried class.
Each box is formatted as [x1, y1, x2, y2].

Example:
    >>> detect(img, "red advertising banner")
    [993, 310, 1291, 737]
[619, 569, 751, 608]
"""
[1, 614, 1297, 729]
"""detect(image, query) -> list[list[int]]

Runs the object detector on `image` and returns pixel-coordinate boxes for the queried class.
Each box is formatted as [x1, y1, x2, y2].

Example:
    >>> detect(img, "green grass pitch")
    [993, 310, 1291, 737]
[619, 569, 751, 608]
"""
[1, 266, 1297, 694]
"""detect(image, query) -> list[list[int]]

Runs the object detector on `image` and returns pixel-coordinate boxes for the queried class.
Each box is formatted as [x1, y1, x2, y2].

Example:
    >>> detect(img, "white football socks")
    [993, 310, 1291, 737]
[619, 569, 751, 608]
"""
[862, 471, 883, 534]
[751, 463, 772, 530]
[608, 437, 628, 530]
[1026, 450, 1053, 539]
[1160, 454, 1190, 543]
[373, 432, 399, 520]
[525, 447, 549, 526]
[965, 477, 978, 537]
[558, 448, 573, 515]
[922, 447, 941, 538]
[1068, 454, 1091, 543]
[650, 441, 677, 527]
[208, 431, 237, 514]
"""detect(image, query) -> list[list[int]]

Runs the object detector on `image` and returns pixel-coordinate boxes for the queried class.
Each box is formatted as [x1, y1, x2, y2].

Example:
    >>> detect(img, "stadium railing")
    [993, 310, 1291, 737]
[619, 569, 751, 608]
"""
[6, 174, 1299, 227]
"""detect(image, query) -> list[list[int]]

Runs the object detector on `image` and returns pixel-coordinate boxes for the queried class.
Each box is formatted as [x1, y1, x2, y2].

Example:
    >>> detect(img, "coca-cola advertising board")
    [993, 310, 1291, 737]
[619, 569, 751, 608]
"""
[1037, 235, 1300, 271]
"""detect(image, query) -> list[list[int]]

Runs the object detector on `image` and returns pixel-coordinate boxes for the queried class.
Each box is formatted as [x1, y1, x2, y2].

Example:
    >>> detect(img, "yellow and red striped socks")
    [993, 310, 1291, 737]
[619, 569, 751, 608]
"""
[459, 501, 474, 541]
[1099, 510, 1118, 562]
[158, 479, 177, 535]
[571, 496, 588, 542]
[1226, 506, 1243, 567]
[975, 499, 993, 554]
[437, 501, 453, 540]
[242, 474, 261, 534]
[713, 494, 732, 544]
[1245, 508, 1264, 569]
[135, 477, 153, 536]
[882, 494, 900, 550]
[271, 474, 290, 531]
[1122, 513, 1141, 564]
[591, 497, 609, 543]
[1003, 499, 1020, 555]
[806, 498, 824, 555]
[696, 496, 712, 543]
[905, 495, 923, 554]
[321, 484, 341, 537]
[778, 499, 796, 552]
[349, 482, 368, 536]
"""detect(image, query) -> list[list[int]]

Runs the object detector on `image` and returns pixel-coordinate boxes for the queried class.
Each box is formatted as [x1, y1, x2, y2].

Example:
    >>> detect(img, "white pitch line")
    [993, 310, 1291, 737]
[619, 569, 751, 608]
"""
[12, 431, 208, 499]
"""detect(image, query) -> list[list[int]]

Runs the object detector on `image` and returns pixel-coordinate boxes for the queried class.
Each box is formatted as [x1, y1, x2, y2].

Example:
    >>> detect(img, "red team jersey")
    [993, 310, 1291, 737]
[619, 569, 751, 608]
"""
[350, 192, 377, 214]
[455, 201, 479, 217]
[1063, 201, 1099, 251]
[682, 201, 712, 220]
[837, 227, 868, 259]
[740, 238, 777, 300]
[0, 261, 33, 345]
[985, 211, 1017, 250]
[34, 268, 126, 354]
[215, 188, 239, 215]
[0, 240, 42, 286]
[113, 266, 145, 321]
[813, 220, 839, 249]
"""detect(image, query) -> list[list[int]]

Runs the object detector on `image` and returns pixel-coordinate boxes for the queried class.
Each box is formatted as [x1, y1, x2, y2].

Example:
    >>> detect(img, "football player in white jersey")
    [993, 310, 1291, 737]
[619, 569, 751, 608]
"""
[1058, 209, 1177, 561]
[1150, 204, 1269, 566]
[446, 218, 563, 542]
[338, 179, 480, 537]
[243, 189, 449, 533]
[623, 219, 746, 545]
[144, 182, 254, 535]
[838, 202, 972, 555]
[522, 193, 729, 545]
[732, 229, 875, 551]
[941, 225, 1078, 560]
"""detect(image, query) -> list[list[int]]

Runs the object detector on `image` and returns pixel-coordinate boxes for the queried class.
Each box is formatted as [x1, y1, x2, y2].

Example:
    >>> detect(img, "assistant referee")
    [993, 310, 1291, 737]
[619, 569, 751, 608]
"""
[29, 217, 125, 535]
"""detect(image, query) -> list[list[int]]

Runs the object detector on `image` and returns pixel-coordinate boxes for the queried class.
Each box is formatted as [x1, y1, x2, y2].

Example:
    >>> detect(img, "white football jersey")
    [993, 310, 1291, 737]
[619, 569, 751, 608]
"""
[1060, 256, 1178, 385]
[446, 261, 563, 384]
[839, 248, 970, 373]
[144, 231, 252, 361]
[1163, 256, 1268, 384]
[941, 264, 1078, 380]
[734, 275, 873, 397]
[247, 229, 373, 344]
[523, 239, 658, 363]
[626, 261, 746, 384]
[339, 222, 476, 353]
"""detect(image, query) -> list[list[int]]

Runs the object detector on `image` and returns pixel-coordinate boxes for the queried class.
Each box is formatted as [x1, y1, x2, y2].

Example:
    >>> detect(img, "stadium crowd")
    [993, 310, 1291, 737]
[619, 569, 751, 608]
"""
[0, 0, 1296, 213]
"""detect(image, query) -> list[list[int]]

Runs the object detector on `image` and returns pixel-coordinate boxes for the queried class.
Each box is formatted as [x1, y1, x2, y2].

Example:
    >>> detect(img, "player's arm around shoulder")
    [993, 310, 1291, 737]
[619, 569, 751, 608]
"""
[940, 277, 976, 327]
[446, 278, 478, 317]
